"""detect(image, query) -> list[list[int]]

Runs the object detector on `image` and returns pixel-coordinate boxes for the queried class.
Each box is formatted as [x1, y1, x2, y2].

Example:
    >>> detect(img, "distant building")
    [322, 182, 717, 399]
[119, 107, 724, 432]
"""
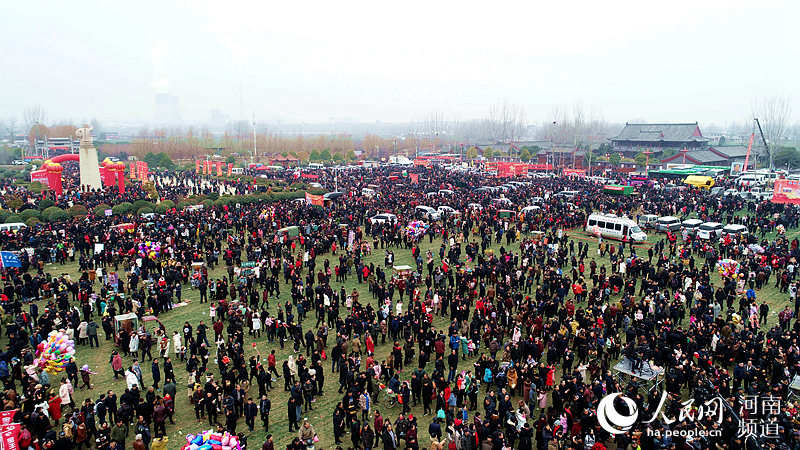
[268, 155, 299, 167]
[611, 122, 708, 156]
[659, 145, 763, 167]
[34, 137, 80, 157]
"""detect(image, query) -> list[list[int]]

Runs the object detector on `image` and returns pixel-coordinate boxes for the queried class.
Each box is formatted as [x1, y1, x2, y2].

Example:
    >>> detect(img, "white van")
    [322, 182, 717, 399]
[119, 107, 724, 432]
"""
[696, 222, 723, 240]
[308, 163, 324, 170]
[0, 223, 27, 232]
[721, 224, 749, 238]
[415, 206, 441, 221]
[586, 213, 647, 242]
[655, 216, 681, 232]
[231, 167, 245, 175]
[361, 188, 376, 198]
[681, 219, 704, 236]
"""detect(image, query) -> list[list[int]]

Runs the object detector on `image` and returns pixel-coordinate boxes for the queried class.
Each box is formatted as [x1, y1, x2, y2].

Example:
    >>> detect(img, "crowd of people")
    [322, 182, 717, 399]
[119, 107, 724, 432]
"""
[0, 163, 799, 450]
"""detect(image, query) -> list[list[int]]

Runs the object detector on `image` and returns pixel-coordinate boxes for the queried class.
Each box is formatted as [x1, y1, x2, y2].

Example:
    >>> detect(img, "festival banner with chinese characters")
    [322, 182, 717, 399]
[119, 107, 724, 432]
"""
[771, 179, 800, 204]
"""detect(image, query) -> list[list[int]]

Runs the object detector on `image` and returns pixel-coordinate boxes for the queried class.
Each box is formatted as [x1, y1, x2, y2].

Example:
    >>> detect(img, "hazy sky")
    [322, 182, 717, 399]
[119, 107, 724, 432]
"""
[1, 0, 797, 127]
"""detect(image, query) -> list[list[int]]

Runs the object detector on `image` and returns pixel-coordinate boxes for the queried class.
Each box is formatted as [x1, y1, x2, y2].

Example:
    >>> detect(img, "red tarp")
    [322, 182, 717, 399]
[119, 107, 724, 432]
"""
[772, 180, 799, 204]
[305, 192, 325, 206]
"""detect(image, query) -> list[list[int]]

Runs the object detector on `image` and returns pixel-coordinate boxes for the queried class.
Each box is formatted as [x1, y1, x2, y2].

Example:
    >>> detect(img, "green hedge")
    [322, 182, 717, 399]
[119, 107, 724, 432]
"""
[68, 205, 88, 218]
[154, 204, 169, 214]
[19, 209, 41, 220]
[25, 217, 40, 227]
[38, 199, 55, 210]
[5, 215, 21, 224]
[137, 206, 154, 215]
[94, 204, 111, 216]
[112, 202, 134, 216]
[42, 206, 69, 222]
[133, 200, 154, 210]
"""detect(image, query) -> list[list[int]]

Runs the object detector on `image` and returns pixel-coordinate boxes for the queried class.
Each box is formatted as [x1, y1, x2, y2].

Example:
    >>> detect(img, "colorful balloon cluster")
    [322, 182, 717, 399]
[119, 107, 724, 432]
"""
[34, 331, 76, 374]
[183, 430, 242, 450]
[405, 220, 429, 239]
[716, 259, 740, 278]
[138, 241, 161, 260]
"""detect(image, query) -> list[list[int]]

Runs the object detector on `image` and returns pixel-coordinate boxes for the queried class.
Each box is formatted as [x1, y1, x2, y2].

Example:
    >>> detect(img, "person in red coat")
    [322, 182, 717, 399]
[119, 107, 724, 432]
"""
[48, 394, 62, 424]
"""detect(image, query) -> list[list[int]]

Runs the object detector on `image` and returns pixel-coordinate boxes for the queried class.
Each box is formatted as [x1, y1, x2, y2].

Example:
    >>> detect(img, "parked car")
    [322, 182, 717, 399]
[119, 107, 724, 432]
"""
[369, 213, 397, 225]
[638, 214, 659, 230]
[414, 206, 441, 221]
[655, 216, 682, 232]
[721, 224, 749, 239]
[681, 219, 704, 236]
[437, 206, 459, 217]
[696, 222, 723, 240]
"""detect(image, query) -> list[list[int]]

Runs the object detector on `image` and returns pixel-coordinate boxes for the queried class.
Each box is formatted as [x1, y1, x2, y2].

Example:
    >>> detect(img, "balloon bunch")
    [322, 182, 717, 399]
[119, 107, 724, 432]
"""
[405, 220, 429, 239]
[716, 259, 740, 278]
[138, 241, 161, 260]
[183, 430, 242, 450]
[34, 331, 76, 374]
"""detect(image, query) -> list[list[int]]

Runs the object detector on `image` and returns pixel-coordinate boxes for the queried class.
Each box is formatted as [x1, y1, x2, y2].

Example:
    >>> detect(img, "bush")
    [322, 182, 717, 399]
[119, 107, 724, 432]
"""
[202, 199, 214, 208]
[176, 201, 194, 211]
[154, 204, 169, 214]
[42, 207, 69, 223]
[67, 205, 88, 218]
[25, 217, 41, 227]
[137, 206, 154, 215]
[160, 199, 175, 209]
[133, 200, 154, 210]
[207, 192, 219, 201]
[19, 209, 41, 221]
[5, 215, 21, 224]
[112, 202, 134, 216]
[94, 204, 111, 216]
[29, 181, 45, 194]
[38, 199, 55, 210]
[213, 198, 229, 208]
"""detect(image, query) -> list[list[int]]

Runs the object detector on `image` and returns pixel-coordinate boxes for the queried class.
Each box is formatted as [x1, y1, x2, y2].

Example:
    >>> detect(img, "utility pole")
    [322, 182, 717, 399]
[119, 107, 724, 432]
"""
[251, 113, 257, 163]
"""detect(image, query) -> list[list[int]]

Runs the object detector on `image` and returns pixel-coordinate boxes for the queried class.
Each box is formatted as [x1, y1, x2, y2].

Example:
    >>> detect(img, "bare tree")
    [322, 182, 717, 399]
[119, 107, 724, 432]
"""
[3, 118, 16, 142]
[23, 106, 47, 132]
[486, 102, 527, 145]
[752, 96, 792, 169]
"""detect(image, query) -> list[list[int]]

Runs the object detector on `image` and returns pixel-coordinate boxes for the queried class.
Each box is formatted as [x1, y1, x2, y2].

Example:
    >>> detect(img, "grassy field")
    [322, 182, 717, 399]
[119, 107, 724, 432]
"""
[4, 220, 796, 450]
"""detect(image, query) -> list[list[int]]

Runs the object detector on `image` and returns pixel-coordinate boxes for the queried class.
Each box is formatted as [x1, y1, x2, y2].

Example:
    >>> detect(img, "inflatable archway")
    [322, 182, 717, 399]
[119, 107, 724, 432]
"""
[40, 153, 125, 194]
[50, 154, 80, 164]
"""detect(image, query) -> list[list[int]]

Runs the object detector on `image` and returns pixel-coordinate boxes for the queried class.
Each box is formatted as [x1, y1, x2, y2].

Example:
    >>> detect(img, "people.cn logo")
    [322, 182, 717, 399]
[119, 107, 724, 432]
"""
[597, 393, 639, 434]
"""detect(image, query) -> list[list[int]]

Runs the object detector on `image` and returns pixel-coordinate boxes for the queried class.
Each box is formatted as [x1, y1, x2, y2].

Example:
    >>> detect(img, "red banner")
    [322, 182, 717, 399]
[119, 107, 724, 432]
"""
[409, 173, 419, 184]
[305, 192, 325, 206]
[216, 161, 223, 176]
[413, 159, 431, 167]
[563, 168, 585, 177]
[196, 160, 202, 174]
[0, 411, 15, 426]
[0, 421, 19, 450]
[227, 163, 233, 177]
[772, 179, 799, 204]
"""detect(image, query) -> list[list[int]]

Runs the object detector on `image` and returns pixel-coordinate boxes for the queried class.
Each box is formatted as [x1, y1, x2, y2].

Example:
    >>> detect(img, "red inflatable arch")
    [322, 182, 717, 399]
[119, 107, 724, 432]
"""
[47, 153, 126, 194]
[49, 154, 80, 164]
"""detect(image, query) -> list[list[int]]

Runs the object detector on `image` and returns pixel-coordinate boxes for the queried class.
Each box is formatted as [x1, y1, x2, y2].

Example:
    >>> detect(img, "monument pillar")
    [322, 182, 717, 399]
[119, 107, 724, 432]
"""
[76, 127, 102, 190]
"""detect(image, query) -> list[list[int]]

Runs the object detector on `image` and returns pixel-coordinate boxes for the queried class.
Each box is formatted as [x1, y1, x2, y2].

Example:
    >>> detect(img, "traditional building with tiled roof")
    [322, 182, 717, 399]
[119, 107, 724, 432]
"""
[611, 122, 708, 156]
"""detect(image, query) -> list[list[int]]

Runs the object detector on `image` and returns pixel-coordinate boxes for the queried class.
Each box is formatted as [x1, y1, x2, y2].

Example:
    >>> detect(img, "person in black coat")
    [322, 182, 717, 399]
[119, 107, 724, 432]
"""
[361, 424, 375, 450]
[244, 397, 258, 431]
[151, 359, 160, 389]
[350, 418, 362, 449]
[259, 395, 271, 432]
[383, 423, 398, 450]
